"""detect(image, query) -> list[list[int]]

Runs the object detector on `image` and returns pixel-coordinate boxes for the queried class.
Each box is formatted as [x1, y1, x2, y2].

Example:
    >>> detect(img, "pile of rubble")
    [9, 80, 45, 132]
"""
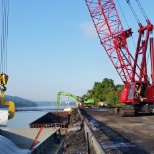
[63, 108, 87, 154]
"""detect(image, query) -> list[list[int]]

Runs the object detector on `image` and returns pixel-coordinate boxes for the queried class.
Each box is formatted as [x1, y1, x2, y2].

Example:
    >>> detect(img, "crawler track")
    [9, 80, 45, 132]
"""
[80, 108, 154, 154]
[108, 105, 136, 117]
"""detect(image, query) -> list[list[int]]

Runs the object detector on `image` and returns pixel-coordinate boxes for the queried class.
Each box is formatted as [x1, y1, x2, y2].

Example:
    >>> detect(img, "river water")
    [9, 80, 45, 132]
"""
[3, 105, 107, 128]
[2, 105, 76, 128]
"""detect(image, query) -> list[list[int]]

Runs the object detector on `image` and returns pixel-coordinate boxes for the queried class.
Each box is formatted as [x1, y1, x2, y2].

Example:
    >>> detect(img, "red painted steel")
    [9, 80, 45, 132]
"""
[84, 0, 136, 84]
[85, 0, 154, 104]
[132, 22, 153, 83]
[30, 126, 44, 150]
[150, 38, 154, 84]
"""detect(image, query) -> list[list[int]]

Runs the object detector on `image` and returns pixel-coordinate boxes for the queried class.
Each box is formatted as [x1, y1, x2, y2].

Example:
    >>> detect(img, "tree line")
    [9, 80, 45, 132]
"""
[82, 78, 124, 106]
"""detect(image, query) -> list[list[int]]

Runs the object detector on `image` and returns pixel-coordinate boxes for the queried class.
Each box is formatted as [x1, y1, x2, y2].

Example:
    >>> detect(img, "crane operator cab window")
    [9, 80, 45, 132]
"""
[128, 83, 136, 100]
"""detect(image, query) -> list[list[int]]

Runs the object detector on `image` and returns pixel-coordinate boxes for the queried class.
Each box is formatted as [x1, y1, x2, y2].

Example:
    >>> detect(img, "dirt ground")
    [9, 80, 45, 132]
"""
[63, 108, 89, 154]
[80, 108, 154, 154]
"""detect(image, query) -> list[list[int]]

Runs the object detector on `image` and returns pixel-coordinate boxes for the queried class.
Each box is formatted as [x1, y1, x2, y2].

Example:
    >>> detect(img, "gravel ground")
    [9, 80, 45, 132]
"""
[80, 108, 154, 154]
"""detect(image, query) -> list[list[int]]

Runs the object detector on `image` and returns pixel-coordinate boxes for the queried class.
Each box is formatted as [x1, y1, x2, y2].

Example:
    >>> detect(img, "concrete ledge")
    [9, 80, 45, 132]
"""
[78, 108, 106, 154]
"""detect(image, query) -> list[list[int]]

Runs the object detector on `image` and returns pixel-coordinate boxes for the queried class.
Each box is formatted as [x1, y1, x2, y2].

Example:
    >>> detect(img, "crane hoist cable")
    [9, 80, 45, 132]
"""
[117, 0, 141, 68]
[135, 0, 153, 66]
[116, 0, 129, 28]
[125, 1, 145, 75]
[1, 0, 9, 74]
[126, 0, 153, 68]
[0, 0, 9, 91]
[126, 0, 141, 27]
[135, 0, 149, 22]
[116, 0, 136, 49]
[0, 0, 15, 121]
[136, 0, 153, 67]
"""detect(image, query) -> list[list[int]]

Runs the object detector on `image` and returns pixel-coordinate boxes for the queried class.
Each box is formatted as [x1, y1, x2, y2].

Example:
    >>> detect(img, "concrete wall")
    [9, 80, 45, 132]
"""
[78, 109, 106, 154]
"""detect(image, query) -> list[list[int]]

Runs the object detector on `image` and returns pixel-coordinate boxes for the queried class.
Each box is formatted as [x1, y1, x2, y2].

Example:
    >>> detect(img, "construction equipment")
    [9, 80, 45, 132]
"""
[83, 99, 95, 107]
[85, 0, 154, 116]
[0, 74, 15, 119]
[0, 0, 15, 126]
[56, 91, 82, 111]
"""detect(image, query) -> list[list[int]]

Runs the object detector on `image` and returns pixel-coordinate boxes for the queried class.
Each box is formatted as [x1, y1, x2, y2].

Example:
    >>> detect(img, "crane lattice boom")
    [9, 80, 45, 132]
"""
[85, 0, 139, 84]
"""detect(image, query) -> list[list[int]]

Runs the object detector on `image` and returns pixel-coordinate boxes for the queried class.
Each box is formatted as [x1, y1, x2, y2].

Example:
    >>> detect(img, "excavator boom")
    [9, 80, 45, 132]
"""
[56, 91, 81, 111]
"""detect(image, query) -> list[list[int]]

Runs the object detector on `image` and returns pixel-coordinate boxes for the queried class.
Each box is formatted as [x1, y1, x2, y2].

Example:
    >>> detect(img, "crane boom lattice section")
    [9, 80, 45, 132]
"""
[85, 0, 137, 84]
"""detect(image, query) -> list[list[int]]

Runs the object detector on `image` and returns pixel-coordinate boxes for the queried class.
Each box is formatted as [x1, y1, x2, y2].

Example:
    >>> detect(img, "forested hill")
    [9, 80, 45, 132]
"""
[5, 95, 37, 107]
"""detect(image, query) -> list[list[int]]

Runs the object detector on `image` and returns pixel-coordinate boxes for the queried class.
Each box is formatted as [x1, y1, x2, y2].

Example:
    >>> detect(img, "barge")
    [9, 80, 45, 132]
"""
[0, 127, 62, 154]
[0, 108, 105, 154]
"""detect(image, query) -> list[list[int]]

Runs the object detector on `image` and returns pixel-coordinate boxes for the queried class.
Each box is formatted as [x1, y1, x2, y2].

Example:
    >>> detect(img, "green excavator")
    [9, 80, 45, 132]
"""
[83, 98, 95, 107]
[56, 91, 95, 111]
[56, 91, 82, 111]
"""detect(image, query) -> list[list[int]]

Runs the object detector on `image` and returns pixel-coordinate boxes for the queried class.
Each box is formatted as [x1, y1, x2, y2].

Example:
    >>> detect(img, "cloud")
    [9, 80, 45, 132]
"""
[78, 22, 97, 37]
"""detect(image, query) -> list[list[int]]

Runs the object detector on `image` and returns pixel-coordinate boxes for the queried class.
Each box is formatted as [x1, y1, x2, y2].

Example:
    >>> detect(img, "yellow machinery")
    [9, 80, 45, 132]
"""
[0, 0, 15, 125]
[0, 73, 15, 120]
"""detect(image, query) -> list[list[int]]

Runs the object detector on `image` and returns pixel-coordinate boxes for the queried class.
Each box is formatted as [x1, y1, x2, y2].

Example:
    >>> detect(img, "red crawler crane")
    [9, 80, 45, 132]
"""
[85, 0, 154, 116]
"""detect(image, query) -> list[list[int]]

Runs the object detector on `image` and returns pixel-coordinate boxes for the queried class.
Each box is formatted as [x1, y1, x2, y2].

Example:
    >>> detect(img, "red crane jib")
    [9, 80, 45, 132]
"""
[85, 0, 154, 104]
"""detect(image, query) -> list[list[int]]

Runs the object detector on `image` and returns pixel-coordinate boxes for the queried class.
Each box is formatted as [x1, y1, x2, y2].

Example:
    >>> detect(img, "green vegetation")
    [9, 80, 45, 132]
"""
[4, 78, 124, 108]
[82, 78, 124, 106]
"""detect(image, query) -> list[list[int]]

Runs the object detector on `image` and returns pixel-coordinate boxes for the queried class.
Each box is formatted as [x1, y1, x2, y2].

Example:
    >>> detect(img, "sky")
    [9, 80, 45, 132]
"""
[0, 0, 154, 102]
